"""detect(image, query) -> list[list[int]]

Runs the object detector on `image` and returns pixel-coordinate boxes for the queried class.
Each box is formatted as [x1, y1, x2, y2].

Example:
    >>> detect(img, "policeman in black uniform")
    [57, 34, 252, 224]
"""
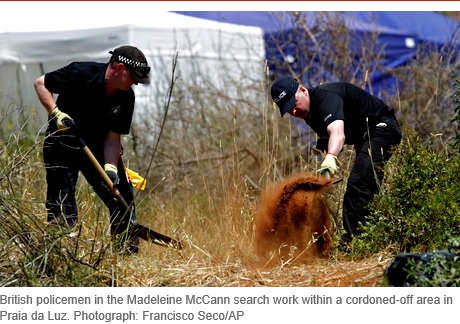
[34, 46, 151, 254]
[271, 76, 402, 244]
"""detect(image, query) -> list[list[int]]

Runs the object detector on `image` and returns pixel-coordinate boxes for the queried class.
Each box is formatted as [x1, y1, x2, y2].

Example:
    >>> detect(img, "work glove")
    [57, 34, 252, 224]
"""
[126, 168, 147, 190]
[104, 163, 119, 187]
[318, 153, 338, 176]
[50, 106, 73, 131]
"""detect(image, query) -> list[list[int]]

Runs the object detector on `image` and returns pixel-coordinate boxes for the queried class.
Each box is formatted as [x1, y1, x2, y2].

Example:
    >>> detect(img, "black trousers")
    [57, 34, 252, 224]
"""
[42, 131, 136, 236]
[342, 113, 402, 241]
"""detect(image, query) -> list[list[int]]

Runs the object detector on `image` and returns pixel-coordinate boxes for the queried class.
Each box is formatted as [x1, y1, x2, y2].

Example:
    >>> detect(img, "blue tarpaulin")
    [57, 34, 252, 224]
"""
[174, 11, 459, 95]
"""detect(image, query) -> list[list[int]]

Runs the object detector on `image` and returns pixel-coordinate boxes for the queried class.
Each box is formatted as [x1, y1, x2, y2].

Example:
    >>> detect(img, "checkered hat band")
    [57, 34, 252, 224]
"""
[116, 55, 148, 68]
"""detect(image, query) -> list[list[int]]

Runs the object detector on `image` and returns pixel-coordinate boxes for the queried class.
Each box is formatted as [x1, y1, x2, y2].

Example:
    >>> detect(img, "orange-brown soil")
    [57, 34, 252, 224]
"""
[255, 174, 333, 265]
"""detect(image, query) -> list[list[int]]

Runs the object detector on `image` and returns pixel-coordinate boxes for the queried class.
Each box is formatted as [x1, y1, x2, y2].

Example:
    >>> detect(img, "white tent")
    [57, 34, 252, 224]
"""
[0, 2, 265, 133]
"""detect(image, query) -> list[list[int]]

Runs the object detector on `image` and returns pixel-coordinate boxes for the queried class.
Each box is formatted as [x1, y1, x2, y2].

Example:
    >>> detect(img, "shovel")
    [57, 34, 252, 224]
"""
[64, 120, 183, 250]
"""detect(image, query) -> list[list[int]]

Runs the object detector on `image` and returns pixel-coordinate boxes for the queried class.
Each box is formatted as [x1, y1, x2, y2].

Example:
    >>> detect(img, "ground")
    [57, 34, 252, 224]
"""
[117, 250, 393, 287]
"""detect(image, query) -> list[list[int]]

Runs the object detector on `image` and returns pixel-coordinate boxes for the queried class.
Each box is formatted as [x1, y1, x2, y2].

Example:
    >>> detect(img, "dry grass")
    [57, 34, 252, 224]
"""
[110, 243, 393, 287]
[82, 170, 390, 288]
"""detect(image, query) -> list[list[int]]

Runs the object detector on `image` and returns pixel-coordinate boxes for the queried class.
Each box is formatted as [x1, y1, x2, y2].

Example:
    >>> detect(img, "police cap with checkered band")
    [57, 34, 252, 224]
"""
[109, 46, 151, 84]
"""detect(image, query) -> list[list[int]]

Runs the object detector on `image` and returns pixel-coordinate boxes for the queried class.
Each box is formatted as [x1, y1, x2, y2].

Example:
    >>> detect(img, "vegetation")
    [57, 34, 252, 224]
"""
[452, 79, 460, 152]
[404, 237, 460, 287]
[352, 79, 460, 286]
[405, 79, 460, 287]
[352, 129, 460, 253]
[0, 12, 459, 287]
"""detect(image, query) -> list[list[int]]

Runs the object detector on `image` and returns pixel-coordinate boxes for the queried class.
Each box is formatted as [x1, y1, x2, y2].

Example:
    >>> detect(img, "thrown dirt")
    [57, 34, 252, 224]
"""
[255, 174, 333, 265]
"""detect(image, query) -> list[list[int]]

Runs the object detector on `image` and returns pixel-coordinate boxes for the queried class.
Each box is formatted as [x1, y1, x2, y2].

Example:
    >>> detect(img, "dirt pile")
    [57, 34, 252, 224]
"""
[255, 174, 333, 265]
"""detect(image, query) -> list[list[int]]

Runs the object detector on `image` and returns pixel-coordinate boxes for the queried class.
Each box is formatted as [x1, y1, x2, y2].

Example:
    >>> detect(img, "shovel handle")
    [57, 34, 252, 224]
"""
[321, 169, 332, 179]
[79, 146, 128, 208]
[65, 119, 183, 250]
[64, 118, 128, 207]
[82, 144, 183, 249]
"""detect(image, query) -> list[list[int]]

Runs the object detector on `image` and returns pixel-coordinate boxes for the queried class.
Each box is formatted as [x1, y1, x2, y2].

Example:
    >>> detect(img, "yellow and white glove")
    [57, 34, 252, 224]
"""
[50, 106, 73, 131]
[104, 163, 119, 187]
[318, 153, 338, 176]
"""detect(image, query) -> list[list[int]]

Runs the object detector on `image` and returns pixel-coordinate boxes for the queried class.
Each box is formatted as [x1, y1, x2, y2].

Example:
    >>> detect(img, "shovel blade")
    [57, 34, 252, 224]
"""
[131, 223, 183, 250]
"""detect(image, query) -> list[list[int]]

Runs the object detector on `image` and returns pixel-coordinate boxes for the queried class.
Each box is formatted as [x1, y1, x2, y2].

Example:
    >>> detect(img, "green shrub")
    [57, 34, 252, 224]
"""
[397, 80, 460, 287]
[404, 236, 460, 287]
[353, 129, 460, 254]
[452, 79, 460, 152]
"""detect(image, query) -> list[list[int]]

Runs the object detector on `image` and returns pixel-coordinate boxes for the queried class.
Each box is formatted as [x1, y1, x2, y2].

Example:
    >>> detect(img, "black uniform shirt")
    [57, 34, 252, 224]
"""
[304, 82, 391, 145]
[44, 62, 135, 149]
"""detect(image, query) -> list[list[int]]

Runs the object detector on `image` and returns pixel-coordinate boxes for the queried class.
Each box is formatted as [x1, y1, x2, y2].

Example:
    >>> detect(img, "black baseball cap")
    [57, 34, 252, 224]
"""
[109, 46, 151, 84]
[271, 76, 299, 117]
